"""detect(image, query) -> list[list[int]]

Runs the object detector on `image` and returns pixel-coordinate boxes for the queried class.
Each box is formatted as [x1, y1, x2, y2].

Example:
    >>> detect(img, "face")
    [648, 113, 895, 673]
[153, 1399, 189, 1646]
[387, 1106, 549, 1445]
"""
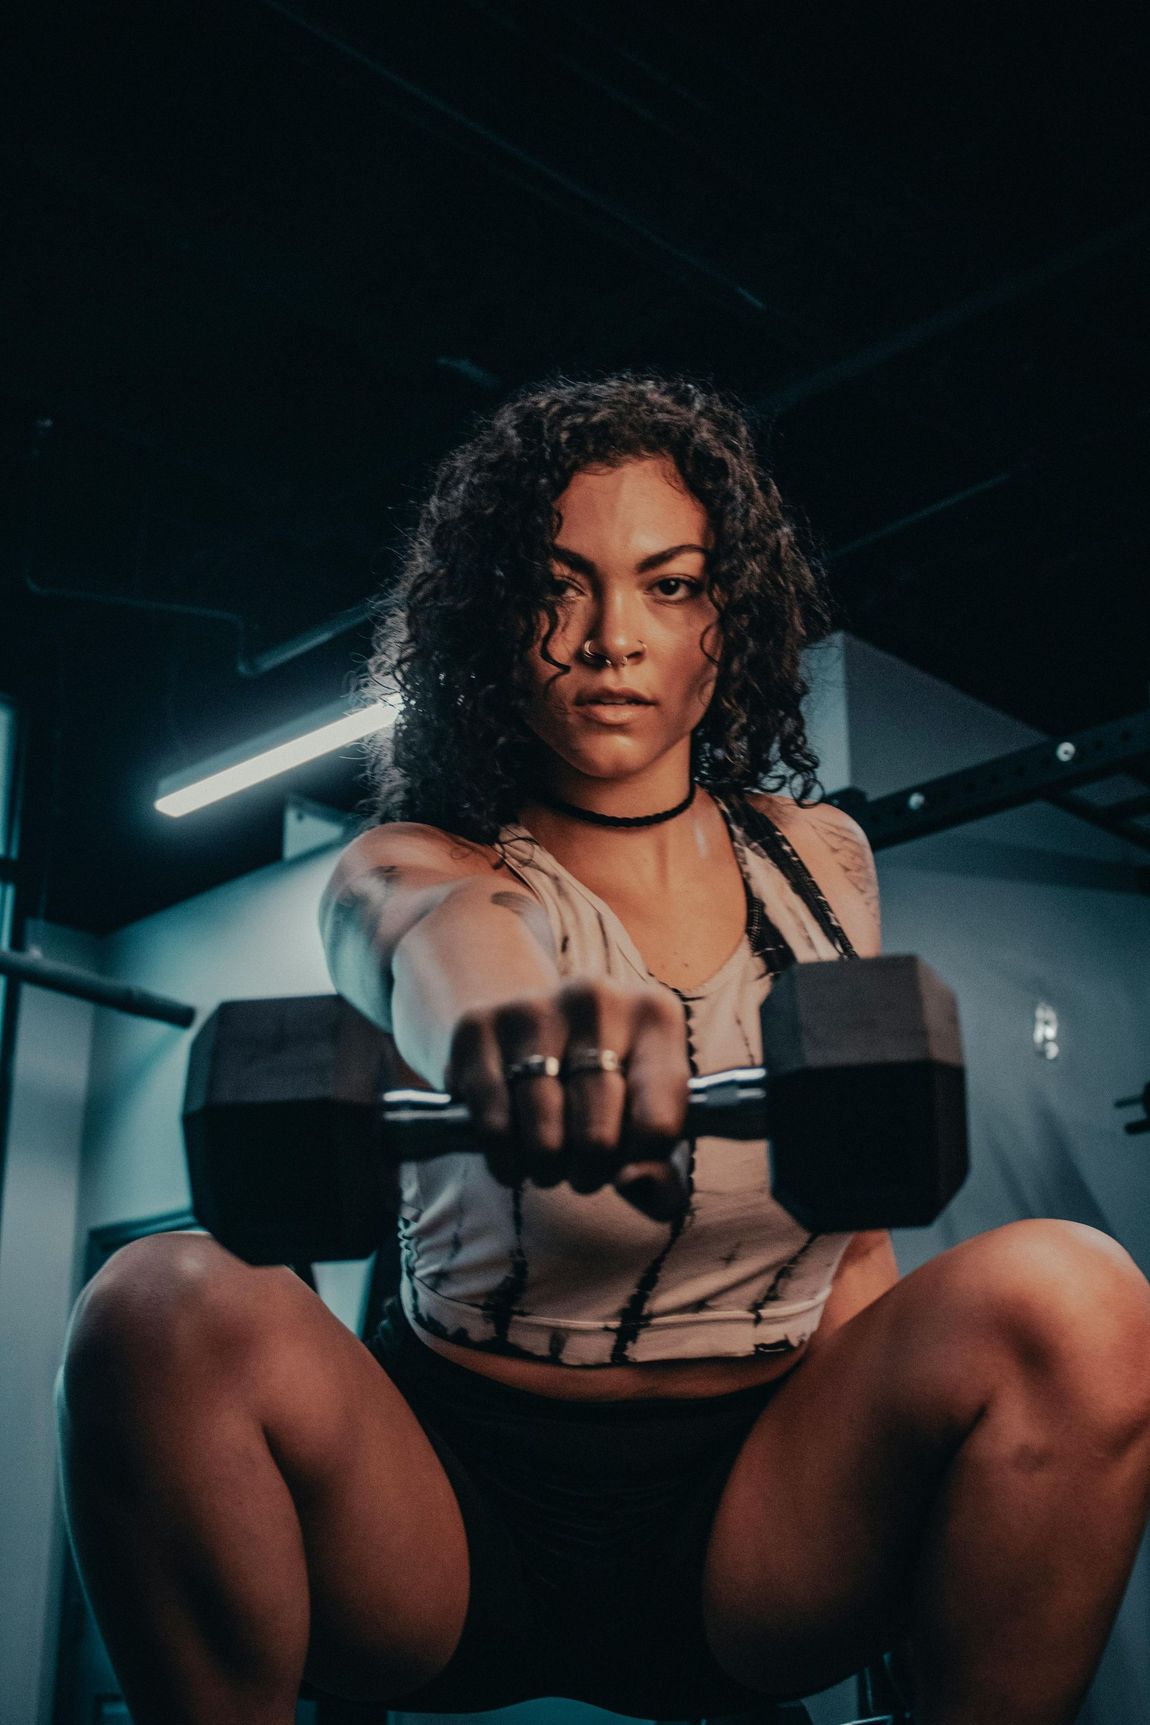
[517, 456, 722, 787]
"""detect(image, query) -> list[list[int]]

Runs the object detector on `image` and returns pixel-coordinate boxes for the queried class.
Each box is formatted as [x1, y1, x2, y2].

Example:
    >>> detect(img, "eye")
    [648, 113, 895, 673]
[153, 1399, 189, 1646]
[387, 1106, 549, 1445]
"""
[653, 577, 703, 600]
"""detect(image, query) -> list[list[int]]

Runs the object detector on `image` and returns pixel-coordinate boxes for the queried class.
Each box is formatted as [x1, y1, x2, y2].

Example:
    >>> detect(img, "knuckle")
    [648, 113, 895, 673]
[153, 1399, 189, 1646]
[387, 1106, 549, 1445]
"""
[575, 1129, 618, 1161]
[495, 997, 554, 1041]
[559, 978, 606, 1008]
[557, 978, 617, 1032]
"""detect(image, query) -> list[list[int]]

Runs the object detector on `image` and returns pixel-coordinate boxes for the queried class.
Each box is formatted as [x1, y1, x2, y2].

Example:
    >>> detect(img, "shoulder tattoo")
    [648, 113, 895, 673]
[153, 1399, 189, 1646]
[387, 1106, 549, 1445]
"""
[805, 808, 880, 923]
[320, 863, 401, 949]
[489, 889, 557, 959]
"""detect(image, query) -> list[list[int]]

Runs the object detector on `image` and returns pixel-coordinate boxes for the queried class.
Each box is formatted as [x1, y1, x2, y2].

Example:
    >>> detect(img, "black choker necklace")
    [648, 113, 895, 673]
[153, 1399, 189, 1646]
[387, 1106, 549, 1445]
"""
[529, 780, 697, 828]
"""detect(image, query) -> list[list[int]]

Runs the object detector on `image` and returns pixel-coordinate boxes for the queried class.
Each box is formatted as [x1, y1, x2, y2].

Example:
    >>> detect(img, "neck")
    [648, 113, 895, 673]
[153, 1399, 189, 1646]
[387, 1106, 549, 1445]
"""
[517, 782, 722, 887]
[528, 779, 696, 827]
[524, 750, 696, 820]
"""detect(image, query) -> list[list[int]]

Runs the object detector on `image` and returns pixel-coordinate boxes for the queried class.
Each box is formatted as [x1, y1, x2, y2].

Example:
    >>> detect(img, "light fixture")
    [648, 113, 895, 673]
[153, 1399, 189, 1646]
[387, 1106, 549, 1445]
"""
[155, 696, 398, 817]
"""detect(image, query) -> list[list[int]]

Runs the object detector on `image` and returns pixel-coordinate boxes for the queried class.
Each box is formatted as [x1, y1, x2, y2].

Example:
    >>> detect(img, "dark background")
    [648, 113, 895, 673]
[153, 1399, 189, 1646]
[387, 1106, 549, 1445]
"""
[2, 0, 1147, 934]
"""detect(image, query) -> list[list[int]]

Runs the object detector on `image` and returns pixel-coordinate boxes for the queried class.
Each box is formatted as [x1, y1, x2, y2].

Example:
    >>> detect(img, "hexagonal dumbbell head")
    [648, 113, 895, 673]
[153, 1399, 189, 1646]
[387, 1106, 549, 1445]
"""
[183, 995, 395, 1264]
[760, 954, 968, 1232]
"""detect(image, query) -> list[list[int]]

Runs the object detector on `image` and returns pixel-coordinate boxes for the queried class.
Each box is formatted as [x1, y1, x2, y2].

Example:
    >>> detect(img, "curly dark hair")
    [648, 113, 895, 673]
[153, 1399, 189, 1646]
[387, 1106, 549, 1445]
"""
[357, 371, 836, 842]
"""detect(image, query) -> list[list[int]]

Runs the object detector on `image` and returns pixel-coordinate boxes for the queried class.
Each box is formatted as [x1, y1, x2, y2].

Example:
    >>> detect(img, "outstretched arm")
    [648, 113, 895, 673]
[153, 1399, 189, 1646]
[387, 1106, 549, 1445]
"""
[319, 822, 560, 1086]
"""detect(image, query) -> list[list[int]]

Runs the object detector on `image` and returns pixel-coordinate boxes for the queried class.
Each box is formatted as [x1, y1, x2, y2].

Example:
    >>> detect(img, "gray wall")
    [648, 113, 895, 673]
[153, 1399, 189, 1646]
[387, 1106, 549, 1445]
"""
[1, 634, 1147, 1725]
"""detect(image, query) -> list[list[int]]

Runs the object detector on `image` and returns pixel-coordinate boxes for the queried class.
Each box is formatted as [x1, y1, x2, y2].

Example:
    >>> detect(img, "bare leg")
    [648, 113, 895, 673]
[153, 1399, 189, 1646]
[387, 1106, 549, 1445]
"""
[703, 1220, 1150, 1725]
[57, 1234, 469, 1725]
[908, 1251, 1150, 1724]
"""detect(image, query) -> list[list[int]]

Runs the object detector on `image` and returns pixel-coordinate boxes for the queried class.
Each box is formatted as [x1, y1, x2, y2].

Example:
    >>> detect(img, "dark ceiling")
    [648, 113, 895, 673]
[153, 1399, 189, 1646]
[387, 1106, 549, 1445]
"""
[2, 1, 1148, 935]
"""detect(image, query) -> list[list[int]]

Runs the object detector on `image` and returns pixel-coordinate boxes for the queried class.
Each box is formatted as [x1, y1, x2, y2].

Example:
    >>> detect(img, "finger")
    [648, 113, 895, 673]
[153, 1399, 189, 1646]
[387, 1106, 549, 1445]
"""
[564, 1060, 628, 1193]
[613, 993, 691, 1219]
[446, 1016, 519, 1187]
[494, 1001, 566, 1187]
[619, 991, 691, 1164]
[556, 982, 631, 1194]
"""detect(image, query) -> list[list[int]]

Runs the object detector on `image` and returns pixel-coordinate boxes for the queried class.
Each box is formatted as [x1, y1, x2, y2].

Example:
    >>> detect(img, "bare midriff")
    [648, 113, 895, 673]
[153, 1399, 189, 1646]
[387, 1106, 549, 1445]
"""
[418, 1328, 810, 1400]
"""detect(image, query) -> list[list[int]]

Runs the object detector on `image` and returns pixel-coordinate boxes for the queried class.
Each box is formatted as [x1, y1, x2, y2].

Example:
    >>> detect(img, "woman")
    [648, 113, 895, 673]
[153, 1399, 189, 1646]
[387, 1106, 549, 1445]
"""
[58, 374, 1150, 1725]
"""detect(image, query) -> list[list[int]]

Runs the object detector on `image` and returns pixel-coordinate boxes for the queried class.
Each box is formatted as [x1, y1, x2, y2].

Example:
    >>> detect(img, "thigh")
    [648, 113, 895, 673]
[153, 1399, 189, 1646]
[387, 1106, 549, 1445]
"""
[61, 1232, 471, 1702]
[700, 1218, 1150, 1698]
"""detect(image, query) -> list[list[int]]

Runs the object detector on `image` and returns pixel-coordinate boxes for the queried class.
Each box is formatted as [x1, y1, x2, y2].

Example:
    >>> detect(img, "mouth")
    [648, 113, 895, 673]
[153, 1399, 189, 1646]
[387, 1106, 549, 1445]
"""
[576, 700, 652, 724]
[574, 690, 654, 707]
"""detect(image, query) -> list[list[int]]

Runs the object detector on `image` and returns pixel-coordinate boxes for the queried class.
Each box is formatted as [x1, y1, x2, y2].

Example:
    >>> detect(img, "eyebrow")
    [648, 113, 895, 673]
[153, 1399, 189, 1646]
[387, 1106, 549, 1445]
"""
[551, 542, 709, 575]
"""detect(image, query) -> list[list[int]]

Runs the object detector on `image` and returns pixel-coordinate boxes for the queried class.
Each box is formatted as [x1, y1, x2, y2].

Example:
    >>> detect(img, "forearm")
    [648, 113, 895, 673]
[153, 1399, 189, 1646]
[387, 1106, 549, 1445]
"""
[391, 881, 561, 1089]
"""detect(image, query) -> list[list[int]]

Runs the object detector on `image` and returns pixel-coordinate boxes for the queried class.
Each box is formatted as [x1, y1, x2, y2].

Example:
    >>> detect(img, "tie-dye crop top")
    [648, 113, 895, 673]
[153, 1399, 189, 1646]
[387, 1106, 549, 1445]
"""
[395, 790, 858, 1366]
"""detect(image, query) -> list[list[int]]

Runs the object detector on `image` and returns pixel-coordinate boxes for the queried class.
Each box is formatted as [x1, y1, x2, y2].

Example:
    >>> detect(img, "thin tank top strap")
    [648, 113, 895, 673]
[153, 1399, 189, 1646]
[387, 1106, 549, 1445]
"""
[726, 790, 859, 961]
[711, 792, 798, 979]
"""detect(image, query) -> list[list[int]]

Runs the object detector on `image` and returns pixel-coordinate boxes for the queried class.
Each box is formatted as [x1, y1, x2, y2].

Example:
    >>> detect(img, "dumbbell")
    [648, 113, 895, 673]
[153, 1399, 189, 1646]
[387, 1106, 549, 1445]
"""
[183, 954, 967, 1264]
[183, 954, 968, 1265]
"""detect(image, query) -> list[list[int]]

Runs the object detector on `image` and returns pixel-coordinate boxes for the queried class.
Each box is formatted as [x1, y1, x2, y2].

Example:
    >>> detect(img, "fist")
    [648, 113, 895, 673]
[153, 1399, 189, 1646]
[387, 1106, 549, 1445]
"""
[443, 979, 691, 1220]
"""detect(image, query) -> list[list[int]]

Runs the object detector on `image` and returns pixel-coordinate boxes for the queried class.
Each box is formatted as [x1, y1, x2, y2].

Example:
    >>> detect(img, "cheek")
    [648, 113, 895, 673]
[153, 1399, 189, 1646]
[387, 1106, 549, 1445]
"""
[677, 621, 722, 682]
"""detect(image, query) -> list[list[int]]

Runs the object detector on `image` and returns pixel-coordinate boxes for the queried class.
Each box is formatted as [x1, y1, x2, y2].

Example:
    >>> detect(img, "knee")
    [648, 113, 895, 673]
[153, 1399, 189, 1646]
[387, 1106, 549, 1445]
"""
[61, 1232, 296, 1422]
[961, 1220, 1150, 1436]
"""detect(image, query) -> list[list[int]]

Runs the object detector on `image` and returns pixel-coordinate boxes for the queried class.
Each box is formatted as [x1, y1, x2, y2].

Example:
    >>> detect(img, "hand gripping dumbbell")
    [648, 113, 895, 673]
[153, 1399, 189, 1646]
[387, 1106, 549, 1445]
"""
[182, 954, 969, 1266]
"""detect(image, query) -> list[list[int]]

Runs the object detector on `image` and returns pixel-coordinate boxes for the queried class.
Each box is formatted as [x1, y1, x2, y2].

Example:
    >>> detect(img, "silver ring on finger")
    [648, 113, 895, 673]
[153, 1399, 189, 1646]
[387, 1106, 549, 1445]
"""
[561, 1046, 625, 1079]
[504, 1052, 563, 1085]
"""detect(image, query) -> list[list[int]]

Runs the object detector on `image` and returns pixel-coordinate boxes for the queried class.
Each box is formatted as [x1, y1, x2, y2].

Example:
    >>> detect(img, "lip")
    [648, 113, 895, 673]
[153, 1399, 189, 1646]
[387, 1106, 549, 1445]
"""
[575, 686, 653, 705]
[577, 701, 652, 724]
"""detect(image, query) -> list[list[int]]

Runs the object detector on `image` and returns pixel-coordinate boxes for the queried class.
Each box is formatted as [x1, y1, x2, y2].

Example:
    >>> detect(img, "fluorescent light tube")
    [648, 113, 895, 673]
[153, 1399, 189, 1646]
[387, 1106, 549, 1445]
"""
[155, 697, 398, 817]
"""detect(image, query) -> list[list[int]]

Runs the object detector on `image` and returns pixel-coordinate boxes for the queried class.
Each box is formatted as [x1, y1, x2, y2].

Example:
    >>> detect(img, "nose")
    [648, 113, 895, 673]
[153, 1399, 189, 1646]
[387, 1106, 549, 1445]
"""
[582, 589, 647, 665]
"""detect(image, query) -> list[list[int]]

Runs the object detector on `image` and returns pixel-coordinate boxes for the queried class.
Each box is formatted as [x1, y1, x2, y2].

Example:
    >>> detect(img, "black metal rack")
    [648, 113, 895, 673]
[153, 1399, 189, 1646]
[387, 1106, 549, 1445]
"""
[830, 707, 1150, 862]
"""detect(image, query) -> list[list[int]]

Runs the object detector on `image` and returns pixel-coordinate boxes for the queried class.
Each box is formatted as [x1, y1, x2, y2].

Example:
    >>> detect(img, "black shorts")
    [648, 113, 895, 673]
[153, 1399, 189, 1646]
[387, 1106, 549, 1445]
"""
[358, 1299, 803, 1719]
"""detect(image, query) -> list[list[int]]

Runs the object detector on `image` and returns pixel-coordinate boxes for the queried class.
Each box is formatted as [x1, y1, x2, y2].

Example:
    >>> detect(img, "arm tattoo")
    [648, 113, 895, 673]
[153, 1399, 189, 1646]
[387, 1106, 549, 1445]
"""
[806, 810, 880, 924]
[350, 864, 402, 916]
[319, 865, 400, 950]
[489, 889, 558, 960]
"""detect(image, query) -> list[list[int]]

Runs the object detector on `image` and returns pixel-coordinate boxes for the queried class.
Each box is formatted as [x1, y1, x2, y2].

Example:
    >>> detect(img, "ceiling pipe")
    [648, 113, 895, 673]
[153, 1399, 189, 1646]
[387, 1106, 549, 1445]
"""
[756, 209, 1150, 416]
[256, 0, 771, 316]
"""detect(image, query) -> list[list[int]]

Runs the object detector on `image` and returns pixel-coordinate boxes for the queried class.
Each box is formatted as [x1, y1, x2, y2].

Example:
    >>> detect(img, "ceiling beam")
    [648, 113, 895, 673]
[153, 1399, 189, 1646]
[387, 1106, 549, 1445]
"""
[757, 211, 1150, 416]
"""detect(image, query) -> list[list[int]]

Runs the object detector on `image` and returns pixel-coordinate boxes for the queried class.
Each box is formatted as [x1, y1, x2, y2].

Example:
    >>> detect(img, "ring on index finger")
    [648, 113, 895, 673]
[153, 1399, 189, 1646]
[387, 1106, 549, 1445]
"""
[504, 1053, 563, 1085]
[561, 1047, 625, 1079]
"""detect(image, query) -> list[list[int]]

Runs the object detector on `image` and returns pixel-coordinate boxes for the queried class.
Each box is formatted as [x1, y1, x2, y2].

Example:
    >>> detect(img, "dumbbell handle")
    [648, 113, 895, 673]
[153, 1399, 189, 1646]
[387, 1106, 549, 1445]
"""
[380, 1064, 769, 1159]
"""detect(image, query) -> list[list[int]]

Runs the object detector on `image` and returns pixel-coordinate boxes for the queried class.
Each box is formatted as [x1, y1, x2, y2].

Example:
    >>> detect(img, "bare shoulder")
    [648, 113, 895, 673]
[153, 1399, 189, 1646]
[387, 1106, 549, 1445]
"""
[333, 820, 499, 884]
[319, 820, 503, 931]
[743, 791, 881, 957]
[318, 820, 549, 1033]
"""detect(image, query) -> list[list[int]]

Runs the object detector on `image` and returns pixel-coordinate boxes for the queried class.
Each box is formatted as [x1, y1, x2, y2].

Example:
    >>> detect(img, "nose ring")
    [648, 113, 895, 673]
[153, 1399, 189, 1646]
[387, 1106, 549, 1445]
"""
[579, 641, 644, 665]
